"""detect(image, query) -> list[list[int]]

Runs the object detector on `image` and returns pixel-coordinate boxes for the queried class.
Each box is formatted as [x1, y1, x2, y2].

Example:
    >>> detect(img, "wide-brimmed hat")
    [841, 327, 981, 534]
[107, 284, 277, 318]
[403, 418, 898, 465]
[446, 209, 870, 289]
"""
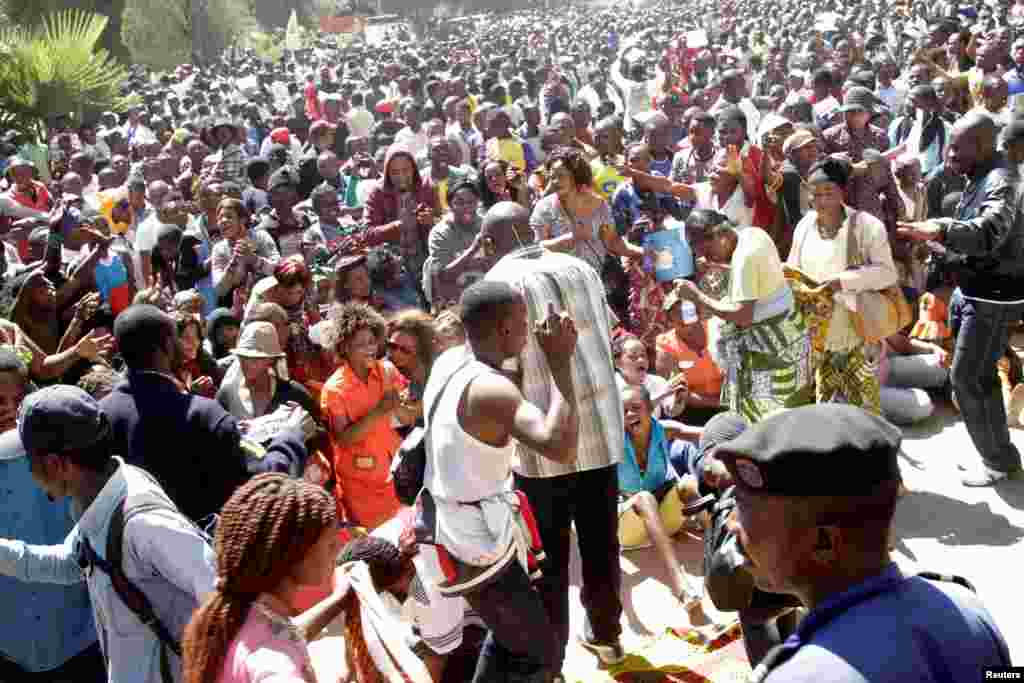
[231, 321, 285, 359]
[838, 86, 884, 114]
[782, 129, 817, 156]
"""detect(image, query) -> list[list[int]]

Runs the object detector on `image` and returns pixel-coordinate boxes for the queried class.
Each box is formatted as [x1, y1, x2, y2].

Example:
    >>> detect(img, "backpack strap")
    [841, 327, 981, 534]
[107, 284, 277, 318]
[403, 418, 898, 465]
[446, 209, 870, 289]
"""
[85, 490, 187, 683]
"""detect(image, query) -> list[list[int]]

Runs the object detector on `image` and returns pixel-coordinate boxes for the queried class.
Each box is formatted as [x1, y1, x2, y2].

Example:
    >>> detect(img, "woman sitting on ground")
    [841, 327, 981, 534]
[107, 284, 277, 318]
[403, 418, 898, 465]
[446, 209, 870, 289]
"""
[618, 384, 715, 636]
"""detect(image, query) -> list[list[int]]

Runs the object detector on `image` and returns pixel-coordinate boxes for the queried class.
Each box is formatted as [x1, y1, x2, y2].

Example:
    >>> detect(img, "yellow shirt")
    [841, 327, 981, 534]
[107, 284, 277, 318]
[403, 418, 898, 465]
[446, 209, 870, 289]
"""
[436, 178, 449, 212]
[591, 159, 625, 200]
[728, 227, 785, 302]
[488, 137, 526, 172]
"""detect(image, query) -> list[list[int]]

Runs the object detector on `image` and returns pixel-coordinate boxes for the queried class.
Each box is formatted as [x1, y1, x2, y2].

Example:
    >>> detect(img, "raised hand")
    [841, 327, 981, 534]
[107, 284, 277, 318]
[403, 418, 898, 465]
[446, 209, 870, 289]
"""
[535, 302, 577, 366]
[76, 328, 114, 361]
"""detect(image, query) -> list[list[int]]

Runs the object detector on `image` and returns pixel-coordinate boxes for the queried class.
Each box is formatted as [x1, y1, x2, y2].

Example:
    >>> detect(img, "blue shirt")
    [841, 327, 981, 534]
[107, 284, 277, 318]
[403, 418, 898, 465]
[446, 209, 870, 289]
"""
[618, 418, 675, 495]
[767, 563, 1011, 682]
[0, 457, 216, 683]
[0, 430, 96, 672]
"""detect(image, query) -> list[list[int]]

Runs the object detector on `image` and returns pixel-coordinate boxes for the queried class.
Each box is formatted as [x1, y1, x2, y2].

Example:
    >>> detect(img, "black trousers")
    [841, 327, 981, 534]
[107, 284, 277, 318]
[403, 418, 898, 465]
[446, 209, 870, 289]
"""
[515, 465, 623, 666]
[0, 643, 105, 683]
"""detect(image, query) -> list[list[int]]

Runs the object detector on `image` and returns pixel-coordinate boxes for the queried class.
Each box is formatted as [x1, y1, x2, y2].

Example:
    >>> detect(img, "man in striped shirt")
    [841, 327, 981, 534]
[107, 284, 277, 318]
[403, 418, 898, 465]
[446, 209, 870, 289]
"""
[483, 201, 627, 668]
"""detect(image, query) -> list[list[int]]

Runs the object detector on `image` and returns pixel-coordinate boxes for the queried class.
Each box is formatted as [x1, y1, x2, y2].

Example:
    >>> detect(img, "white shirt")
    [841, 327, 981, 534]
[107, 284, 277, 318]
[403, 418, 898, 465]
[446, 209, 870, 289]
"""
[395, 126, 429, 158]
[347, 106, 374, 138]
[693, 182, 753, 227]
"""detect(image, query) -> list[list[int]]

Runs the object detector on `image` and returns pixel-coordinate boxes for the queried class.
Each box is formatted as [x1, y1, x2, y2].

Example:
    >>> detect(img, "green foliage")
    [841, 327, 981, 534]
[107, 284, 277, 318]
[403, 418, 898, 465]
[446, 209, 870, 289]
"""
[0, 0, 131, 61]
[121, 0, 257, 70]
[0, 10, 134, 140]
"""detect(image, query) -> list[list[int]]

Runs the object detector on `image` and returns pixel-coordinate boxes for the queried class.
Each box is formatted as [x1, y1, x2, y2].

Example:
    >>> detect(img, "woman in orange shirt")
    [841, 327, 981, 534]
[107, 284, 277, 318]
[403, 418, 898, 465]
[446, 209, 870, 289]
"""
[655, 293, 725, 425]
[320, 302, 417, 530]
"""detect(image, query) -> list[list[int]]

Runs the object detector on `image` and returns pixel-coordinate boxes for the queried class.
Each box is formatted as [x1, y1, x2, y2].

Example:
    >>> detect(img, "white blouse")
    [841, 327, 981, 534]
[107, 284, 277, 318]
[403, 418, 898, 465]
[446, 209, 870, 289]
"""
[788, 208, 899, 351]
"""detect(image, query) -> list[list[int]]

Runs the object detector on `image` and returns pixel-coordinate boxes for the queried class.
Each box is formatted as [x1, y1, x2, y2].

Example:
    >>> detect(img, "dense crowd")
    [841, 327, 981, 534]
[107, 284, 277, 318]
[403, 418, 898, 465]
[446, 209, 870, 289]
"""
[0, 0, 1021, 680]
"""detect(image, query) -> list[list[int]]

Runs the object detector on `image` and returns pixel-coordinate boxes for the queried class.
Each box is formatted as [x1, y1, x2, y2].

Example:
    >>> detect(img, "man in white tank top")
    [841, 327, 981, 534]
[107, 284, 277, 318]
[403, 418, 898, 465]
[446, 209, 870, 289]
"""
[481, 202, 628, 670]
[421, 276, 580, 683]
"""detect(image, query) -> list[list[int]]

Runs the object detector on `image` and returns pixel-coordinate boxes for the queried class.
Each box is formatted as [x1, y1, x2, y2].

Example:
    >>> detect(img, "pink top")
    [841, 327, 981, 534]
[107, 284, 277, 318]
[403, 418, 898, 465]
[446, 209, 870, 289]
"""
[219, 601, 317, 683]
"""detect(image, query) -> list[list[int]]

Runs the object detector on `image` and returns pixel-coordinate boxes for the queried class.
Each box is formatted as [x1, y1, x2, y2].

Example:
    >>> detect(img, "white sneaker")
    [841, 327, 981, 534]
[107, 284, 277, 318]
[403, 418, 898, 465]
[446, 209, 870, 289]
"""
[962, 464, 1009, 487]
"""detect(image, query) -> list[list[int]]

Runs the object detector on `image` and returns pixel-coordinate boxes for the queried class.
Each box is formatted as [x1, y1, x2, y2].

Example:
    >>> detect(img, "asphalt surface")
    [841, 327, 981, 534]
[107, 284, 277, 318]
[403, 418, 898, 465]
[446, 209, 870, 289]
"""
[561, 401, 1024, 680]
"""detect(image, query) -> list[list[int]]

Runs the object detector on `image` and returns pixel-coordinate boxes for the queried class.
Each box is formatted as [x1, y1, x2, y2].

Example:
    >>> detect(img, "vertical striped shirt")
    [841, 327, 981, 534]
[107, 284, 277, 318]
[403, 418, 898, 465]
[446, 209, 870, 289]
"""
[486, 247, 623, 478]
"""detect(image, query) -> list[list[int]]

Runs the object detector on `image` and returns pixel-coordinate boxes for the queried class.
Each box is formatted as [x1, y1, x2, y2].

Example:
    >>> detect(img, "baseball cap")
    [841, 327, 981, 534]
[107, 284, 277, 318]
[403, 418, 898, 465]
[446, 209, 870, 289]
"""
[17, 385, 111, 456]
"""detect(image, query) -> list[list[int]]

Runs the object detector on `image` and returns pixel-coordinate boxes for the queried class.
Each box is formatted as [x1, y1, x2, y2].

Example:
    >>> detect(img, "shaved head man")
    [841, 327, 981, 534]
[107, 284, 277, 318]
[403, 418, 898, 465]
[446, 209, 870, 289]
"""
[897, 110, 1024, 486]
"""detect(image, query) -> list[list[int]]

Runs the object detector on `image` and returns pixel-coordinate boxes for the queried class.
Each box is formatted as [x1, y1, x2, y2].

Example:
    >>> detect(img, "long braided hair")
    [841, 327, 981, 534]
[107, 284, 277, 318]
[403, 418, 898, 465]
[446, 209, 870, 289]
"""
[182, 474, 337, 683]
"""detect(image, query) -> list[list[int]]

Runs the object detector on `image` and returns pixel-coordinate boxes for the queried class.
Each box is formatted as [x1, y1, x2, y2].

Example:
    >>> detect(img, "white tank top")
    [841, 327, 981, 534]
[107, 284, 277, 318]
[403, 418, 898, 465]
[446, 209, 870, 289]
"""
[424, 347, 516, 503]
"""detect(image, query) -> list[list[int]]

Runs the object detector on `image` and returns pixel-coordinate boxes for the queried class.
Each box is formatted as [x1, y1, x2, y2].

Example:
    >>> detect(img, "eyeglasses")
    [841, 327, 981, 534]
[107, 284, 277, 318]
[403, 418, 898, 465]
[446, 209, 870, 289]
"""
[387, 340, 416, 355]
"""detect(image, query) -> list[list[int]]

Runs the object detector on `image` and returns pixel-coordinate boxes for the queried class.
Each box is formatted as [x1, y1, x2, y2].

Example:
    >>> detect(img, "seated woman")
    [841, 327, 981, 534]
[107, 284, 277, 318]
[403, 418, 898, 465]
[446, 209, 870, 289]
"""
[422, 181, 489, 311]
[655, 295, 725, 425]
[245, 256, 329, 393]
[205, 307, 241, 370]
[321, 302, 418, 530]
[0, 268, 112, 382]
[211, 197, 281, 308]
[671, 210, 814, 423]
[613, 333, 686, 419]
[334, 253, 381, 308]
[618, 384, 714, 633]
[530, 146, 644, 273]
[216, 320, 318, 422]
[174, 311, 221, 397]
[181, 474, 351, 683]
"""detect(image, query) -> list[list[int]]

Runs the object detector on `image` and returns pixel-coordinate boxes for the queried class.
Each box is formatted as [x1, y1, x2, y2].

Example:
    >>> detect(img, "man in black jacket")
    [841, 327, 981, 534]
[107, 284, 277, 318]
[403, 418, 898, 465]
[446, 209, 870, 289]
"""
[101, 305, 309, 523]
[898, 113, 1024, 486]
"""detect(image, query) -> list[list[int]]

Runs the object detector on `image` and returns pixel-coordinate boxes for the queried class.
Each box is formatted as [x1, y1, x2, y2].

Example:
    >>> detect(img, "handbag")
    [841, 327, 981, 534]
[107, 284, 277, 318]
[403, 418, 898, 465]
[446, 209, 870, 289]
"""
[844, 212, 914, 344]
[391, 358, 471, 506]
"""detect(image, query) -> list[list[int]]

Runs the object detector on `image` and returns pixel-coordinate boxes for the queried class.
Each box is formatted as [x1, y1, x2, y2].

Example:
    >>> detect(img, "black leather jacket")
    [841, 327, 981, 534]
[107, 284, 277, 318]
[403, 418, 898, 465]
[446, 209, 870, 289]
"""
[942, 154, 1024, 301]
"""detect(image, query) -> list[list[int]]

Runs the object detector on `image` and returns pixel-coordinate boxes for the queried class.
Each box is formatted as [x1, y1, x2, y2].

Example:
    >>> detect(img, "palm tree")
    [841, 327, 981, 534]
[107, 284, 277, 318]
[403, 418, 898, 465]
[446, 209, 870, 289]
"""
[0, 10, 134, 140]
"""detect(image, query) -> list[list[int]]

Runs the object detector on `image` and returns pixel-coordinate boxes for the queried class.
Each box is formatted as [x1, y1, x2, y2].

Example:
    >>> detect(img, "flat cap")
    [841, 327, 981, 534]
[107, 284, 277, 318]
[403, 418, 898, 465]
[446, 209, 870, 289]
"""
[715, 404, 902, 496]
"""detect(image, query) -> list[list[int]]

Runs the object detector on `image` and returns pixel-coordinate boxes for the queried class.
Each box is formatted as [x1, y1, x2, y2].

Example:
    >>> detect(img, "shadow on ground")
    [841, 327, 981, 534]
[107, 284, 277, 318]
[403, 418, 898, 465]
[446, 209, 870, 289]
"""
[893, 490, 1024, 555]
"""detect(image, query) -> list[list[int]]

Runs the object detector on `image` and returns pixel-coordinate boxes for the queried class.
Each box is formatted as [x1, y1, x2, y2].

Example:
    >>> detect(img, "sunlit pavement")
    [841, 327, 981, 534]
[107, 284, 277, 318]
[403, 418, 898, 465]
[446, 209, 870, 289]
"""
[562, 402, 1024, 680]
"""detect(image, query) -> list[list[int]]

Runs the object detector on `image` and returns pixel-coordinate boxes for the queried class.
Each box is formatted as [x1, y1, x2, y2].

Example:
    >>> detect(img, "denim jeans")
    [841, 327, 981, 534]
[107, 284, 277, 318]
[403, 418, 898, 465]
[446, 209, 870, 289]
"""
[0, 642, 105, 683]
[948, 288, 1024, 472]
[463, 561, 559, 683]
[514, 465, 623, 666]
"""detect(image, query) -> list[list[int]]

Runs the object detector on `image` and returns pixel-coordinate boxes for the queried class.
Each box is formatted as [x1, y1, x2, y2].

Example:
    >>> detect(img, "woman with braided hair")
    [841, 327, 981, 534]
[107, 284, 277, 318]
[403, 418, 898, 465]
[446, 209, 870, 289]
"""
[182, 473, 349, 683]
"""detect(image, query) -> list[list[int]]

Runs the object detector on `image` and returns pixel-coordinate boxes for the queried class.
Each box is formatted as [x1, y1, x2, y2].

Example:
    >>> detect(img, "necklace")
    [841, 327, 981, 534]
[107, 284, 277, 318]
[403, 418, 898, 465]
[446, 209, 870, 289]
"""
[816, 207, 846, 240]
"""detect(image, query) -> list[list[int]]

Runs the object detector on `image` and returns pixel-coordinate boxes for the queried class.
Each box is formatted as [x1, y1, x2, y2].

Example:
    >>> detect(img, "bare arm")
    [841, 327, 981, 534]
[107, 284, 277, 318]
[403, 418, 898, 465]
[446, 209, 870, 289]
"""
[599, 223, 644, 260]
[467, 370, 578, 464]
[330, 393, 395, 445]
[678, 282, 756, 327]
[293, 574, 350, 641]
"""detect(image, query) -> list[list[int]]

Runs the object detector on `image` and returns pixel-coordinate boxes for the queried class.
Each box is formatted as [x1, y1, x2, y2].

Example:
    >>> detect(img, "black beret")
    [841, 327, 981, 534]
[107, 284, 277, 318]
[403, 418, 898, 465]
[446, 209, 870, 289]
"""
[715, 404, 902, 496]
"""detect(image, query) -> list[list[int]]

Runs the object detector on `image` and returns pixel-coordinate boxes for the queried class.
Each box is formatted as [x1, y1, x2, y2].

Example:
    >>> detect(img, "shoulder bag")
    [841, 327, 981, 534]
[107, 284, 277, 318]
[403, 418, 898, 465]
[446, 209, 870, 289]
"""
[844, 211, 913, 344]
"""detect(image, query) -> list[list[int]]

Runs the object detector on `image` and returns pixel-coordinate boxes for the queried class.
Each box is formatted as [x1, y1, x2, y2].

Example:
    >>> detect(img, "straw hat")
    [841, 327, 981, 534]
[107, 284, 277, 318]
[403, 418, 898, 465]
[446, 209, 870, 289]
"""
[231, 321, 285, 359]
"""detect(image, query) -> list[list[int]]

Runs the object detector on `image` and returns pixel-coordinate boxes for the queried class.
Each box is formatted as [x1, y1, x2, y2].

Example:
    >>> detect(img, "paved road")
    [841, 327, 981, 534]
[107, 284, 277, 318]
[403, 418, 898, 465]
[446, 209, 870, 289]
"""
[562, 402, 1024, 680]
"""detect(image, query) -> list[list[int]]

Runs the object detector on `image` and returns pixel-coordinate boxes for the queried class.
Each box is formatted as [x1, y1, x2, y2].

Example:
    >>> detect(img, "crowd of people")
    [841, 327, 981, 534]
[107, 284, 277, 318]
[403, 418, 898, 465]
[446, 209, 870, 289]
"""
[0, 0, 1021, 680]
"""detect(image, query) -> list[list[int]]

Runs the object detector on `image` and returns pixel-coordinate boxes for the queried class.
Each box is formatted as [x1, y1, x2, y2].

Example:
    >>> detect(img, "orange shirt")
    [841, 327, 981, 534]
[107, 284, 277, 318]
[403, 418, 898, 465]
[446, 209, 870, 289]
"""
[656, 325, 723, 399]
[321, 359, 402, 530]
